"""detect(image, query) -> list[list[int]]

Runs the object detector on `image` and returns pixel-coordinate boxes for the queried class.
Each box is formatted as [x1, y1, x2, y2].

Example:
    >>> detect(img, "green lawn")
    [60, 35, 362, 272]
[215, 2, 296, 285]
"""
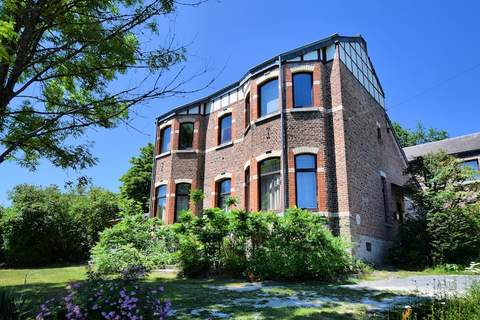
[0, 265, 429, 319]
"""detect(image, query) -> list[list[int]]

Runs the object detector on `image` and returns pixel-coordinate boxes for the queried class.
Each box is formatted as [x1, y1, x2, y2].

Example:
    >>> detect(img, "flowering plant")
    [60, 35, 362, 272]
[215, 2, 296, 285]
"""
[36, 265, 171, 320]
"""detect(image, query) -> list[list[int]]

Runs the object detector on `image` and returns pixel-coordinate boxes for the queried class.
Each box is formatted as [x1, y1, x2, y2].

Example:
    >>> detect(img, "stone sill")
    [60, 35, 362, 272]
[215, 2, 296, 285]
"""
[287, 106, 322, 113]
[174, 149, 198, 154]
[254, 111, 281, 126]
[155, 151, 171, 159]
[214, 141, 234, 151]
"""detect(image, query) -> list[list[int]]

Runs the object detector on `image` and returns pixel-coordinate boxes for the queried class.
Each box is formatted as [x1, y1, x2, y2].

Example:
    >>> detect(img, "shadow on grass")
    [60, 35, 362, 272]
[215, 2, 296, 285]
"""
[3, 275, 421, 319]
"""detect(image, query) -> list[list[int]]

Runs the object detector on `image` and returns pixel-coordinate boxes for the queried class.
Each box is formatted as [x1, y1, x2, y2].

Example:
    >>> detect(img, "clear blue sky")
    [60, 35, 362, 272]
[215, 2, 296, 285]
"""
[1, 0, 480, 205]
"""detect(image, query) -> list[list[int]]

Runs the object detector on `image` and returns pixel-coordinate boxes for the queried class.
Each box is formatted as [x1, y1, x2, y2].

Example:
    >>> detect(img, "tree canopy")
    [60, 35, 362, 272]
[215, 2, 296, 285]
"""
[392, 121, 449, 147]
[0, 0, 206, 170]
[119, 142, 154, 213]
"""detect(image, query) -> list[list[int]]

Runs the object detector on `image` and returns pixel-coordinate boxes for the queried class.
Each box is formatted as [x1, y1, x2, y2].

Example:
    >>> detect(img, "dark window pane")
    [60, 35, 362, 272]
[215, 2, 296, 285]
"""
[156, 185, 167, 221]
[259, 79, 279, 116]
[259, 158, 281, 210]
[295, 154, 317, 208]
[219, 115, 232, 144]
[245, 95, 250, 127]
[296, 172, 317, 208]
[179, 123, 194, 150]
[245, 167, 250, 211]
[260, 158, 281, 174]
[160, 127, 171, 153]
[293, 73, 313, 107]
[217, 179, 231, 210]
[175, 183, 191, 221]
[295, 154, 315, 169]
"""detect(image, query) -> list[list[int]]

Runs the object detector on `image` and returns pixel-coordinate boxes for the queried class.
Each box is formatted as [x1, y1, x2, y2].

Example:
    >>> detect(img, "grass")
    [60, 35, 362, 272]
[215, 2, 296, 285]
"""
[0, 265, 475, 319]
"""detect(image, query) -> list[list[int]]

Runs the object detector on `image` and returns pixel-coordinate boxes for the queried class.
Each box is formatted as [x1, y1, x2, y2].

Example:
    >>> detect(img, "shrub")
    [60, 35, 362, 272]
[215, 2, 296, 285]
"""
[90, 213, 178, 275]
[177, 208, 355, 281]
[0, 185, 120, 267]
[36, 266, 171, 320]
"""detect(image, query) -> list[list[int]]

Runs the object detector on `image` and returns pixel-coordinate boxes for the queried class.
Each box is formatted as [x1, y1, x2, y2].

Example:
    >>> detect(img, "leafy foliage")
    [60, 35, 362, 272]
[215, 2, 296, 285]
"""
[0, 184, 119, 266]
[389, 152, 480, 268]
[90, 212, 178, 275]
[392, 121, 449, 147]
[119, 143, 154, 213]
[176, 208, 357, 281]
[0, 288, 29, 320]
[0, 0, 206, 170]
[36, 268, 171, 320]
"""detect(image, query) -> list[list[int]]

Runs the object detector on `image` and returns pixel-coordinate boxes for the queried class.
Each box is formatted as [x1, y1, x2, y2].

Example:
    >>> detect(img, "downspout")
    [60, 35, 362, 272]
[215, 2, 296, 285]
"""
[148, 121, 159, 217]
[278, 56, 289, 211]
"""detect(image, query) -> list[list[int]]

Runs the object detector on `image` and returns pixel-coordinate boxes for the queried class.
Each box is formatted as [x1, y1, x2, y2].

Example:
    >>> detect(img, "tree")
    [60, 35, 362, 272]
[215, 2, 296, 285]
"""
[0, 0, 207, 170]
[119, 143, 154, 212]
[389, 152, 480, 268]
[392, 121, 449, 147]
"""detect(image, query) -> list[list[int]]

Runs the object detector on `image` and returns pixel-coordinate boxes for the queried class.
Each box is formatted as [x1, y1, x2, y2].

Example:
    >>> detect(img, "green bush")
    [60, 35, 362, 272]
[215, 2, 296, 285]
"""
[90, 213, 178, 275]
[177, 208, 355, 281]
[0, 184, 120, 267]
[0, 288, 29, 320]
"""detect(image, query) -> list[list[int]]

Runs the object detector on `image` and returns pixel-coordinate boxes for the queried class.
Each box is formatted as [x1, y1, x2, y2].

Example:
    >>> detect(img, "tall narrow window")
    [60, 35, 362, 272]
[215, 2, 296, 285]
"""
[179, 123, 194, 150]
[155, 185, 167, 221]
[293, 73, 313, 107]
[259, 79, 279, 117]
[159, 126, 171, 153]
[174, 183, 190, 222]
[259, 158, 281, 211]
[295, 154, 317, 208]
[219, 114, 232, 145]
[217, 179, 231, 210]
[245, 94, 250, 128]
[381, 177, 389, 223]
[244, 167, 250, 211]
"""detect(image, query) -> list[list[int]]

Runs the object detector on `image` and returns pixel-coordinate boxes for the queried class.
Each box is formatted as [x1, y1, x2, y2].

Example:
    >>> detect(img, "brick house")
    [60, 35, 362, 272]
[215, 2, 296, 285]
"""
[404, 132, 480, 181]
[150, 34, 409, 264]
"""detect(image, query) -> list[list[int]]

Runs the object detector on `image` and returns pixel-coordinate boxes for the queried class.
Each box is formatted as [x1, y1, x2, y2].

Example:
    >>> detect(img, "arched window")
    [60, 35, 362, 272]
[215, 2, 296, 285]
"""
[259, 79, 279, 117]
[293, 73, 313, 108]
[155, 185, 167, 221]
[259, 157, 281, 210]
[245, 93, 250, 128]
[174, 183, 191, 222]
[219, 114, 232, 145]
[179, 122, 194, 150]
[159, 126, 171, 153]
[244, 167, 250, 211]
[217, 178, 231, 210]
[295, 154, 317, 208]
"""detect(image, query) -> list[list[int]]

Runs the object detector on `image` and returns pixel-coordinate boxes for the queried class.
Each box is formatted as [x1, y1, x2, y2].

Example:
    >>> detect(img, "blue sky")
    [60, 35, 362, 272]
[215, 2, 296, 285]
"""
[1, 0, 480, 205]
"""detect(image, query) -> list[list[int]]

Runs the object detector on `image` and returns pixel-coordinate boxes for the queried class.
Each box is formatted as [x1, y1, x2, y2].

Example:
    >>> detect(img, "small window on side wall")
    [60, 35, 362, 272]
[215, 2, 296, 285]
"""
[179, 122, 194, 150]
[174, 183, 191, 222]
[219, 114, 232, 145]
[159, 126, 171, 153]
[293, 73, 313, 108]
[259, 79, 279, 117]
[155, 185, 167, 221]
[217, 179, 231, 210]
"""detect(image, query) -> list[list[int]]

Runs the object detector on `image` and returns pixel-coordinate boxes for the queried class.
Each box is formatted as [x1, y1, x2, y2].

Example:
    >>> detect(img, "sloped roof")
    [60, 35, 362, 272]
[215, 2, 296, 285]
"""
[403, 132, 480, 160]
[157, 33, 378, 122]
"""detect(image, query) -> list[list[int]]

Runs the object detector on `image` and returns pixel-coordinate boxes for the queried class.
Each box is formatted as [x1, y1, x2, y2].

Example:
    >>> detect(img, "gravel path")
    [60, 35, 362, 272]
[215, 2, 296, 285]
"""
[343, 275, 480, 296]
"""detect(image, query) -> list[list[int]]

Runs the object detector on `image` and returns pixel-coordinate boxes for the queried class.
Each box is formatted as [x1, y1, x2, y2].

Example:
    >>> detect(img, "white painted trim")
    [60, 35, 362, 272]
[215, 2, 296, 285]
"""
[217, 108, 232, 118]
[379, 170, 387, 178]
[174, 178, 192, 184]
[290, 65, 315, 73]
[292, 146, 319, 155]
[154, 180, 168, 187]
[255, 69, 279, 86]
[256, 150, 281, 162]
[214, 172, 232, 181]
[244, 160, 251, 170]
[159, 120, 173, 130]
[178, 117, 197, 123]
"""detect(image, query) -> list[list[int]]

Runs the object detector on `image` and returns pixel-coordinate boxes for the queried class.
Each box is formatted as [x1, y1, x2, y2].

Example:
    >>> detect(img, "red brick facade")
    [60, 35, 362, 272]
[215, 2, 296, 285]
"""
[150, 35, 408, 264]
